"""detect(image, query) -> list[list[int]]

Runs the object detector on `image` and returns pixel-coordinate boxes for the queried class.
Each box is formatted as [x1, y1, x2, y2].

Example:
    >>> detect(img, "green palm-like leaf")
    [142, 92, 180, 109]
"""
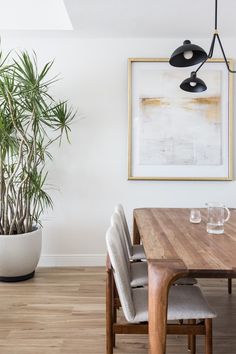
[0, 50, 76, 234]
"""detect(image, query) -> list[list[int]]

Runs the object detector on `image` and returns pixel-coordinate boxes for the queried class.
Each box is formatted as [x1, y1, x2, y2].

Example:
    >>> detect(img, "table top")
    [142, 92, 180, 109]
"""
[134, 208, 236, 274]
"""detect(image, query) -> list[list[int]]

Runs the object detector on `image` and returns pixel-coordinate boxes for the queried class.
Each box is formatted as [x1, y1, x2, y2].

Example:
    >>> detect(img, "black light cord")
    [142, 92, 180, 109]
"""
[216, 34, 236, 73]
[215, 0, 218, 30]
[195, 35, 216, 74]
[194, 0, 236, 75]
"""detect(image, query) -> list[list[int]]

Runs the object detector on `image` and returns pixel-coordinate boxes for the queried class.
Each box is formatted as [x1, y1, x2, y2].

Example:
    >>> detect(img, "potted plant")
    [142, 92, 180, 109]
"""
[0, 50, 75, 281]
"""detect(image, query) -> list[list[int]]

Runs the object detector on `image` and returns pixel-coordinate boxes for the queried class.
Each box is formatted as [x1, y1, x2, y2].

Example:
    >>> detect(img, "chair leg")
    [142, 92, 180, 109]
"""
[228, 278, 232, 294]
[205, 318, 213, 354]
[187, 320, 190, 351]
[112, 307, 117, 347]
[106, 266, 113, 354]
[187, 320, 196, 354]
[188, 332, 191, 351]
[112, 276, 117, 348]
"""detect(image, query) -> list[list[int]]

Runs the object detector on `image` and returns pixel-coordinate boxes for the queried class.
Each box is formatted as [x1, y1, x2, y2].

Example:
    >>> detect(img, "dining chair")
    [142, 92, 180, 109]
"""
[106, 224, 217, 354]
[114, 204, 146, 260]
[112, 209, 197, 286]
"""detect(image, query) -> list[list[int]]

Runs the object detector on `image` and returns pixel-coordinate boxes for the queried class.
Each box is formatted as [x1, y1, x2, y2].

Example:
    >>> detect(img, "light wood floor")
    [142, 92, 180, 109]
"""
[0, 268, 235, 354]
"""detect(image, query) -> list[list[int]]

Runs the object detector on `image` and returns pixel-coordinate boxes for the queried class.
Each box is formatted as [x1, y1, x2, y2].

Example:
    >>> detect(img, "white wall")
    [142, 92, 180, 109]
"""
[2, 35, 236, 265]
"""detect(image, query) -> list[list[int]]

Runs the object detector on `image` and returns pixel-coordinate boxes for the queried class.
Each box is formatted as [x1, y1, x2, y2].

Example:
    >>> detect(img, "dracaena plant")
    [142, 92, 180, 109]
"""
[0, 51, 75, 235]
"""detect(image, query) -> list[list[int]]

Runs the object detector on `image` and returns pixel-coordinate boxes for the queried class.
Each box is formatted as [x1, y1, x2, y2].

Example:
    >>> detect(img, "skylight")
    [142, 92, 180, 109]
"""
[0, 0, 73, 30]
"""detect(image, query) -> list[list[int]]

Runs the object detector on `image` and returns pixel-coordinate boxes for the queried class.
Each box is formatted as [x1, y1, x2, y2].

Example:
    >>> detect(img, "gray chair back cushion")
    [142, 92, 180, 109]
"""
[111, 212, 131, 266]
[114, 204, 133, 257]
[106, 224, 135, 322]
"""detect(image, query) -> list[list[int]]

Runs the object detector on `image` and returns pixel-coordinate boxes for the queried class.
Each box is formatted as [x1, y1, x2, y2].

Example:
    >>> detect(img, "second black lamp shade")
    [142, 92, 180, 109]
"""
[180, 72, 207, 93]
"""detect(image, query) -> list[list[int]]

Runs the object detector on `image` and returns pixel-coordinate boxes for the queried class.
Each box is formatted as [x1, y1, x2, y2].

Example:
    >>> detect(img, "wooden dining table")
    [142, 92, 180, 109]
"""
[133, 208, 236, 354]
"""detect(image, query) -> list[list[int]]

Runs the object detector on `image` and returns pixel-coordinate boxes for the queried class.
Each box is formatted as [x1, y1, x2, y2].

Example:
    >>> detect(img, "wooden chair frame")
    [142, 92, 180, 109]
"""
[106, 255, 213, 354]
[228, 278, 232, 294]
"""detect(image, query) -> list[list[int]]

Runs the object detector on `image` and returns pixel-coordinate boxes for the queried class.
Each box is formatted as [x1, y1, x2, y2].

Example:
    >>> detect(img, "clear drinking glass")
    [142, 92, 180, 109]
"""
[190, 209, 201, 223]
[206, 202, 230, 234]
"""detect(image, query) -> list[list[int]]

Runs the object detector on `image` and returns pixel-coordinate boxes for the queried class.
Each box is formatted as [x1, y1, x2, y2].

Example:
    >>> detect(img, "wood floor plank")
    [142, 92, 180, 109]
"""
[0, 267, 235, 353]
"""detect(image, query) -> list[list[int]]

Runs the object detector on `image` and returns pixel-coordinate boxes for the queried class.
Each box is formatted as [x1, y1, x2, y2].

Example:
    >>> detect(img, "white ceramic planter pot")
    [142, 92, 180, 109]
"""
[0, 228, 42, 282]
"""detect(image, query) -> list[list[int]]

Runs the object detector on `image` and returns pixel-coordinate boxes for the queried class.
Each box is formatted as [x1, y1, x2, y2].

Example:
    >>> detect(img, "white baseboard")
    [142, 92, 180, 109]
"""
[38, 254, 106, 267]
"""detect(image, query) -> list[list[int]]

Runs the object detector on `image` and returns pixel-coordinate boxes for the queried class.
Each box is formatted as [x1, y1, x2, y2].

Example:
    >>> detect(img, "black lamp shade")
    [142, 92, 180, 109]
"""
[180, 72, 207, 92]
[169, 40, 207, 67]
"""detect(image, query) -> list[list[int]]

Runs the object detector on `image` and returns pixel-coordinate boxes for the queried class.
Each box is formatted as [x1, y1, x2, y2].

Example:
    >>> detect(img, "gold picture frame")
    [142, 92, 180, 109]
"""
[128, 58, 233, 181]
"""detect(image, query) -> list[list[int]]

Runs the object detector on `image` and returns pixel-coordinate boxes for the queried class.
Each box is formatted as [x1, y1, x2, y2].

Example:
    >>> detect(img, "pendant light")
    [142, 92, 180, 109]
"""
[169, 0, 236, 92]
[169, 40, 207, 67]
[180, 72, 207, 93]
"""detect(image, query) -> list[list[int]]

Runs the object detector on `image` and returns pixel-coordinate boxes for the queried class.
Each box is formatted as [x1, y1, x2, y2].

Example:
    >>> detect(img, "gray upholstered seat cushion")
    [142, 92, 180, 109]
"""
[133, 285, 217, 323]
[132, 244, 146, 260]
[130, 262, 148, 287]
[130, 261, 196, 288]
[174, 277, 197, 285]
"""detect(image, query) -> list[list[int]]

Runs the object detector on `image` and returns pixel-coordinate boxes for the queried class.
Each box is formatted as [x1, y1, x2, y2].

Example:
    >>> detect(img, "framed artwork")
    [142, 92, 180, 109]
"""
[128, 58, 233, 181]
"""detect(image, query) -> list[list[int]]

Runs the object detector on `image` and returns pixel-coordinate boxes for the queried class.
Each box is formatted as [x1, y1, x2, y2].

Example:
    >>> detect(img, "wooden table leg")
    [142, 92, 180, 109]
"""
[133, 215, 141, 245]
[148, 260, 187, 354]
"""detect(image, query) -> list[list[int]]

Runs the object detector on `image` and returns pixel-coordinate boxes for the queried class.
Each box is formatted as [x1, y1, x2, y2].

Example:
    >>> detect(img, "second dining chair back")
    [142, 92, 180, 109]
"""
[114, 204, 146, 261]
[114, 204, 133, 257]
[110, 212, 130, 266]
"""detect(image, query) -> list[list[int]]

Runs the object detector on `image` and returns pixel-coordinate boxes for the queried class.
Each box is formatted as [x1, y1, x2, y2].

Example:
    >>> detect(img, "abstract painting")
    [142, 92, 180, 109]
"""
[128, 59, 233, 180]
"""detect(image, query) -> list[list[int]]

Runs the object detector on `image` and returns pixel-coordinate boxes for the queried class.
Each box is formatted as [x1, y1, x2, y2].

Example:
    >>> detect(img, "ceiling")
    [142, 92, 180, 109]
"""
[0, 0, 235, 37]
[64, 0, 236, 38]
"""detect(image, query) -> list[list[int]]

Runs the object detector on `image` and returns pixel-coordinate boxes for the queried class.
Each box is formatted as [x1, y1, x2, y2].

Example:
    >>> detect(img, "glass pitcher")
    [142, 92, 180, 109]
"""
[206, 202, 230, 234]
